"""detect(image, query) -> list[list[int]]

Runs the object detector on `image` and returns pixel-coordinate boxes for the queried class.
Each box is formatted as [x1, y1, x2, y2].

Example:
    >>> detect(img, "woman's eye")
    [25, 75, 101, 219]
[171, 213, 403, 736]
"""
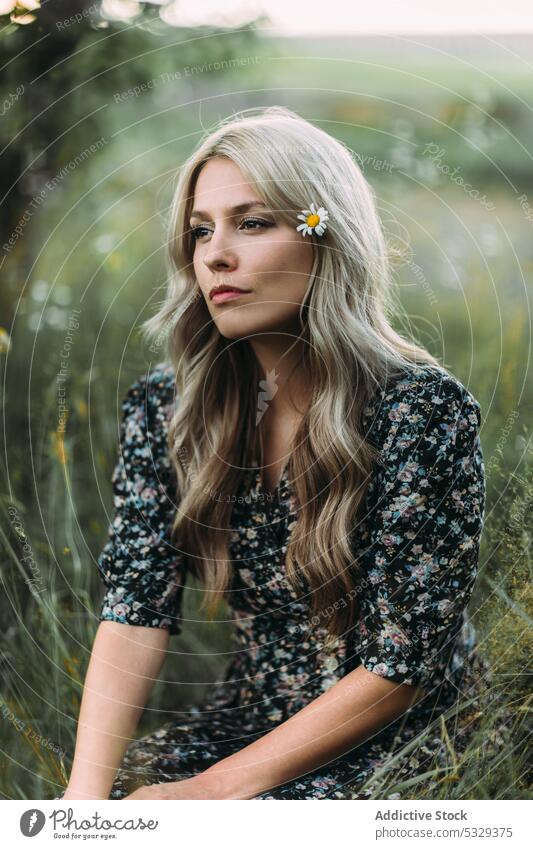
[191, 218, 273, 241]
[239, 217, 272, 230]
[191, 226, 211, 240]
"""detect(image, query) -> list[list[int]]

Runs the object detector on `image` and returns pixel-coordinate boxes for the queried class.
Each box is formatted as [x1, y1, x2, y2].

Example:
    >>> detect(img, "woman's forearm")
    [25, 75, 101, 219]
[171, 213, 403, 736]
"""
[64, 620, 169, 800]
[202, 665, 425, 799]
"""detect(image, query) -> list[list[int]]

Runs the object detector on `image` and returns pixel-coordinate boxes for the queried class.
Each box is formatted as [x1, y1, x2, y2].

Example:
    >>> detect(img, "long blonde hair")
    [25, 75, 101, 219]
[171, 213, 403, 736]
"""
[141, 106, 441, 639]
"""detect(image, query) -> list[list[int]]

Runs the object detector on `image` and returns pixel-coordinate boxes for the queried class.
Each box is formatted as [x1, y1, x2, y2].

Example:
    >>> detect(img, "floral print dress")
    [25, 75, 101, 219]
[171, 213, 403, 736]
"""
[58, 361, 491, 800]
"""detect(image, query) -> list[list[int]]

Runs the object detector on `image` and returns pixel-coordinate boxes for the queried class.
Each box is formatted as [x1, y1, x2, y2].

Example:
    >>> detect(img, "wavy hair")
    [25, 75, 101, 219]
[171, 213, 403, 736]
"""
[141, 105, 442, 643]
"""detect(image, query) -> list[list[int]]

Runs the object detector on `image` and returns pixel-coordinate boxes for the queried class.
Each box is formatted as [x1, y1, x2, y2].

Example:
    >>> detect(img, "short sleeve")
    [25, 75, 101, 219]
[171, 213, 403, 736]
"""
[354, 367, 485, 691]
[97, 368, 187, 634]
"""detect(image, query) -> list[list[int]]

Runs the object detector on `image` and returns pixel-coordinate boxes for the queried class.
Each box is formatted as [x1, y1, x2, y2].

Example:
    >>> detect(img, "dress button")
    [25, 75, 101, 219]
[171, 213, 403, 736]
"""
[317, 650, 339, 672]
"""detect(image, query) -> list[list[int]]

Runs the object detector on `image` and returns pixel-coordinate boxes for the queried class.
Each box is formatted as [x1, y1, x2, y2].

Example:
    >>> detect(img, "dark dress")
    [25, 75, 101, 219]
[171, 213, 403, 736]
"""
[61, 361, 491, 800]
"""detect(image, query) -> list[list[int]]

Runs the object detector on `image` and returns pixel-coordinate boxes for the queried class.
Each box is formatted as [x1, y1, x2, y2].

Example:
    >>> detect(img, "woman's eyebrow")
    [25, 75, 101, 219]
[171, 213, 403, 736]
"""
[189, 201, 269, 220]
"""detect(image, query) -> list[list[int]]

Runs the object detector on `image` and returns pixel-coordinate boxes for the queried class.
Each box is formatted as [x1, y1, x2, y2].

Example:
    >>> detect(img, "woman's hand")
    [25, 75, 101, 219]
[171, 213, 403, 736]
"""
[122, 775, 224, 800]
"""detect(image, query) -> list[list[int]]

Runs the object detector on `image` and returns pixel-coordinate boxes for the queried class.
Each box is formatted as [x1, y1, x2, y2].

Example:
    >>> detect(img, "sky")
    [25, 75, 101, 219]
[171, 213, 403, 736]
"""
[156, 0, 533, 35]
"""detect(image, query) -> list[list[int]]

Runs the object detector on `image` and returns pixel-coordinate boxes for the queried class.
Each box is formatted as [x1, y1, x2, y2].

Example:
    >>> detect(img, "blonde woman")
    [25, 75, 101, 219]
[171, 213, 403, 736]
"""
[57, 106, 488, 801]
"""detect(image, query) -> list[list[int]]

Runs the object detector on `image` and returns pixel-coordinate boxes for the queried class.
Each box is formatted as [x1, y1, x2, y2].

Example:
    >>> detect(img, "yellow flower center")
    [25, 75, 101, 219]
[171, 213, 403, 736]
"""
[306, 213, 320, 227]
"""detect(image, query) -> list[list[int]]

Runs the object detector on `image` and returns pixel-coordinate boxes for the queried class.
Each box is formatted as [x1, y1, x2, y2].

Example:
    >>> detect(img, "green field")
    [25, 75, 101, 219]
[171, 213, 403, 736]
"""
[0, 18, 531, 800]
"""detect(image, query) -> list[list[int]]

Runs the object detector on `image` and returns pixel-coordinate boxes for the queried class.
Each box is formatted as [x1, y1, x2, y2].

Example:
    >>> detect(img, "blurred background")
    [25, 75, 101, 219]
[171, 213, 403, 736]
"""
[0, 0, 531, 800]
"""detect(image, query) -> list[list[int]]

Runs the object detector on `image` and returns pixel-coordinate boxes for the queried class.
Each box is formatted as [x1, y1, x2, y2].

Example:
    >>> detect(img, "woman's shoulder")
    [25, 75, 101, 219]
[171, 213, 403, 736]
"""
[120, 361, 177, 423]
[382, 363, 480, 413]
[117, 363, 177, 475]
[364, 362, 482, 455]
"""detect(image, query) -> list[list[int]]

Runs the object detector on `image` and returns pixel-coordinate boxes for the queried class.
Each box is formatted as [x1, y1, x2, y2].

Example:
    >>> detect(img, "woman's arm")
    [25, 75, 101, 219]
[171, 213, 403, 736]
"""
[199, 665, 423, 799]
[122, 664, 424, 800]
[62, 621, 169, 800]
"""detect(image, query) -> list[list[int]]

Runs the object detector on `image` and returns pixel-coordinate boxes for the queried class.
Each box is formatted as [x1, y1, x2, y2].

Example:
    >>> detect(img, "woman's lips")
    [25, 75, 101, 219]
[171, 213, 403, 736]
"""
[211, 289, 252, 304]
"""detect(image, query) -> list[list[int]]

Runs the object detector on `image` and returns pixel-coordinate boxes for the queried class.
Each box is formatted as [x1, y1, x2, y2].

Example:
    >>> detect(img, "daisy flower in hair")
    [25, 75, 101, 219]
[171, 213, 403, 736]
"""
[296, 202, 329, 237]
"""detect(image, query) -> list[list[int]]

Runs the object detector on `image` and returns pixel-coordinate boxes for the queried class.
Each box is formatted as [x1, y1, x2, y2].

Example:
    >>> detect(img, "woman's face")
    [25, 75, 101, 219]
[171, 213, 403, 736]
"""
[190, 156, 314, 341]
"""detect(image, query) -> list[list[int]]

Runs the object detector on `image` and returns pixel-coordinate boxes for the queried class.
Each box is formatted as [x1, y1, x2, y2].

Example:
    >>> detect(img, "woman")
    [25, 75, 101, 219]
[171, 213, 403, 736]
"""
[57, 106, 488, 801]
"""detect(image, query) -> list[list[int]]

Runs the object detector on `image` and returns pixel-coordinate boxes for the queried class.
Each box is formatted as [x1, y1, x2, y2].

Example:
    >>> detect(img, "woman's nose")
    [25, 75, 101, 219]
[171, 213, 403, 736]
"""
[202, 229, 238, 272]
